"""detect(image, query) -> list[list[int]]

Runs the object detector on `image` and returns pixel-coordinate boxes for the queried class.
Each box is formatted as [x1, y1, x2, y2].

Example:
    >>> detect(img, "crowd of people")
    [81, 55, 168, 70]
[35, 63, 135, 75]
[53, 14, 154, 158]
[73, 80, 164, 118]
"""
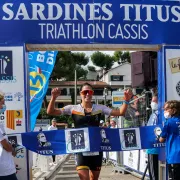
[99, 117, 117, 129]
[0, 83, 180, 180]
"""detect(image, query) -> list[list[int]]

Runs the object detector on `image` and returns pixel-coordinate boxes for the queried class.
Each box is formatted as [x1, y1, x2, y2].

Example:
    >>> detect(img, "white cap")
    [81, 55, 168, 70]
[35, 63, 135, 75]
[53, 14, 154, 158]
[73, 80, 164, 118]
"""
[100, 120, 104, 124]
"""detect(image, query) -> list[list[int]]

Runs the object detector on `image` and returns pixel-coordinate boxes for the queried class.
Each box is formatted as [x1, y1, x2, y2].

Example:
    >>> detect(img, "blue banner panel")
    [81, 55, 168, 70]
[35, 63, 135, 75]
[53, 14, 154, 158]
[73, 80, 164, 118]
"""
[29, 51, 57, 131]
[22, 130, 66, 155]
[0, 1, 179, 45]
[21, 125, 164, 155]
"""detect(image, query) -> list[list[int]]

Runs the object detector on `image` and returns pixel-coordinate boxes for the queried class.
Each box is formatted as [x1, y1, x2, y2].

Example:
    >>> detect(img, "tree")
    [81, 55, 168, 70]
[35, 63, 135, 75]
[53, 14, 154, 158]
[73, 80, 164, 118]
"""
[114, 51, 131, 64]
[87, 65, 96, 72]
[37, 108, 71, 125]
[91, 51, 115, 70]
[51, 51, 89, 81]
[46, 51, 89, 106]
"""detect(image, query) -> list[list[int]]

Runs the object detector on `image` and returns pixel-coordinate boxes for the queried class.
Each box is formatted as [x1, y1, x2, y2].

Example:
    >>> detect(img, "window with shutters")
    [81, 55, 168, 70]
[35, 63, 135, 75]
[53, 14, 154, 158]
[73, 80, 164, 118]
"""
[111, 75, 123, 81]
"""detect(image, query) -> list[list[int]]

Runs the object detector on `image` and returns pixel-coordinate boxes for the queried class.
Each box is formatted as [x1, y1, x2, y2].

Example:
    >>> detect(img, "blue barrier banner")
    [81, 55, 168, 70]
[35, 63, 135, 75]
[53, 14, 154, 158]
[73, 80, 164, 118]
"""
[22, 125, 165, 155]
[0, 0, 179, 45]
[29, 51, 58, 131]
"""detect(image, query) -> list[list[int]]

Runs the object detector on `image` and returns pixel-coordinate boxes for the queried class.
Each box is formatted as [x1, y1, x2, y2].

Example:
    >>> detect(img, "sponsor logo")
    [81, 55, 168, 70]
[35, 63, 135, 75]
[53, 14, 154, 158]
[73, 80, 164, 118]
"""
[100, 129, 109, 143]
[4, 93, 13, 101]
[123, 129, 137, 148]
[66, 128, 90, 153]
[154, 127, 162, 140]
[8, 135, 18, 146]
[0, 51, 13, 78]
[6, 110, 23, 130]
[37, 132, 51, 147]
[14, 92, 23, 101]
[153, 127, 165, 147]
[16, 145, 24, 158]
[37, 150, 53, 155]
[4, 92, 24, 102]
[16, 119, 22, 126]
[70, 130, 85, 150]
[100, 129, 111, 151]
[37, 132, 53, 155]
[176, 81, 180, 97]
[29, 66, 47, 102]
[169, 57, 180, 74]
[0, 51, 16, 83]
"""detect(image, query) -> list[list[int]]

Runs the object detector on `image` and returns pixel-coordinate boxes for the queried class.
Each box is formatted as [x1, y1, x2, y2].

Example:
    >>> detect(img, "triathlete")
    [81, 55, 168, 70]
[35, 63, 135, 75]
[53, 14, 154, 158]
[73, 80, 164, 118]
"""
[47, 82, 132, 180]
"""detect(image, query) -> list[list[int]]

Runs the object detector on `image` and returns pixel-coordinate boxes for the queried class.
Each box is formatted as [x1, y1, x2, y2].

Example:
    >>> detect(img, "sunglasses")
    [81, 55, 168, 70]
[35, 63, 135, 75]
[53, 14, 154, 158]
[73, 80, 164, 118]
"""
[81, 90, 94, 95]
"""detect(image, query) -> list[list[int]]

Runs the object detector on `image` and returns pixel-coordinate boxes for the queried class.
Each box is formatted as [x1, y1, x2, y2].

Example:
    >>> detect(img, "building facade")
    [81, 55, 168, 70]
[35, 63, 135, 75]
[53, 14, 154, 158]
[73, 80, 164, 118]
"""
[46, 81, 112, 107]
[46, 63, 132, 107]
[99, 63, 132, 90]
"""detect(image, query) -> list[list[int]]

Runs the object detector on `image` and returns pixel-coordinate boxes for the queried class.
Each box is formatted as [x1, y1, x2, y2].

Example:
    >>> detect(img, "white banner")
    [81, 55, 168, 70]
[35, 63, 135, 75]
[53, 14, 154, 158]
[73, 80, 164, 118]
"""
[139, 150, 149, 175]
[8, 134, 28, 180]
[0, 47, 28, 180]
[123, 150, 139, 171]
[0, 47, 25, 134]
[165, 49, 180, 101]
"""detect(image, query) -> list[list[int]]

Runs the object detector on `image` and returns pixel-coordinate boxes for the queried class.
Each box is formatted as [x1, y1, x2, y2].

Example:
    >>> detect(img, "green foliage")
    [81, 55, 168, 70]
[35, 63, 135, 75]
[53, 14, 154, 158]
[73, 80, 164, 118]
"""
[114, 51, 123, 61]
[37, 108, 48, 119]
[67, 116, 74, 126]
[87, 65, 96, 72]
[51, 51, 89, 80]
[91, 51, 115, 70]
[37, 108, 69, 123]
[114, 51, 131, 64]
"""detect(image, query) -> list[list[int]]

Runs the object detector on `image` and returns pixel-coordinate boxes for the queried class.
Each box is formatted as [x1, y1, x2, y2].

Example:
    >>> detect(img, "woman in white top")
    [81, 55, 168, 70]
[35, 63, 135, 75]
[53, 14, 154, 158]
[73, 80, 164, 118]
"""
[0, 93, 17, 180]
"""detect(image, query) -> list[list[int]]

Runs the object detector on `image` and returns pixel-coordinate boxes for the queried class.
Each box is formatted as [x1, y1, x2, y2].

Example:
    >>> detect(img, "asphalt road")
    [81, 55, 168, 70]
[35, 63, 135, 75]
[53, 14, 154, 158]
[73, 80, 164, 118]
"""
[99, 166, 140, 180]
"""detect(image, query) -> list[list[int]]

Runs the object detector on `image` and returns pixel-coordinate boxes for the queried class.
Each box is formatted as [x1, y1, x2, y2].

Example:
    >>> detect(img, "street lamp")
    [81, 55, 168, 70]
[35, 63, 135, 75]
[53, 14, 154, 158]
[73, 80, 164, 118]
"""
[103, 87, 108, 105]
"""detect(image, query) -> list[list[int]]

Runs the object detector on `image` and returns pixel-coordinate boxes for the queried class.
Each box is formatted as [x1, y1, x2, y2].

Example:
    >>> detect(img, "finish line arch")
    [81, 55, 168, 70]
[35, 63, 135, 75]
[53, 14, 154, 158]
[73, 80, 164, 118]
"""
[0, 0, 180, 180]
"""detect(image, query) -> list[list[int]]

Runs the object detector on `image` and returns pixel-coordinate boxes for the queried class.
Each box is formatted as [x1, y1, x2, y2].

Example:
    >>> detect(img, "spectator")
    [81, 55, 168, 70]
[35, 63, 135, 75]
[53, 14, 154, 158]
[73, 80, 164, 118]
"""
[0, 93, 17, 180]
[146, 94, 159, 180]
[48, 118, 58, 165]
[110, 118, 117, 128]
[105, 120, 111, 128]
[102, 123, 107, 128]
[124, 88, 140, 128]
[159, 100, 180, 180]
[99, 120, 104, 127]
[128, 89, 139, 116]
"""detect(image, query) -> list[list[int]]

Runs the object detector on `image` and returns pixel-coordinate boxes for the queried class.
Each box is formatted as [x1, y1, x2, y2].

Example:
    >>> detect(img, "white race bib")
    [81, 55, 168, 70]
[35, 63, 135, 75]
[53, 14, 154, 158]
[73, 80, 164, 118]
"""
[82, 152, 99, 156]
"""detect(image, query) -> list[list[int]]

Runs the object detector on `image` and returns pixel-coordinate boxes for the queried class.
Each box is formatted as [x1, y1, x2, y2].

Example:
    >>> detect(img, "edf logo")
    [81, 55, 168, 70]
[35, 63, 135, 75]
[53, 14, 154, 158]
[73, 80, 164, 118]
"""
[0, 51, 13, 80]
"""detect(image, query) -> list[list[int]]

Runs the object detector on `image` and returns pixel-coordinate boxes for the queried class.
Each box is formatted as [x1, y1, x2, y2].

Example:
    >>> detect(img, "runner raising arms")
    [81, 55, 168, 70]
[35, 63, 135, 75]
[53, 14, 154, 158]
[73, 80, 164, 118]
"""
[47, 83, 132, 180]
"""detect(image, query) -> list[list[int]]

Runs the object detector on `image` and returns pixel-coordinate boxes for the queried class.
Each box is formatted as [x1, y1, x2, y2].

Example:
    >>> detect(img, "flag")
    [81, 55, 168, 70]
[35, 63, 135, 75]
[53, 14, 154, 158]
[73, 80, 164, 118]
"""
[6, 110, 23, 130]
[36, 66, 42, 74]
[29, 51, 57, 131]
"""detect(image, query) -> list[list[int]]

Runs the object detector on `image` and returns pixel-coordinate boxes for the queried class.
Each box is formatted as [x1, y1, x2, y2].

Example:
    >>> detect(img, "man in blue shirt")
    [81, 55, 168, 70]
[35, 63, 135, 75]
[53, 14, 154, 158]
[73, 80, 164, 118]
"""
[159, 100, 180, 180]
[146, 94, 159, 180]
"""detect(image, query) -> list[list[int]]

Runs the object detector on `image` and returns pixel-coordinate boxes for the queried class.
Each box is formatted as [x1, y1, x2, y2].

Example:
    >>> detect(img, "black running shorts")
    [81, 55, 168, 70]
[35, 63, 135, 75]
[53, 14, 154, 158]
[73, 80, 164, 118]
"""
[75, 152, 103, 171]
